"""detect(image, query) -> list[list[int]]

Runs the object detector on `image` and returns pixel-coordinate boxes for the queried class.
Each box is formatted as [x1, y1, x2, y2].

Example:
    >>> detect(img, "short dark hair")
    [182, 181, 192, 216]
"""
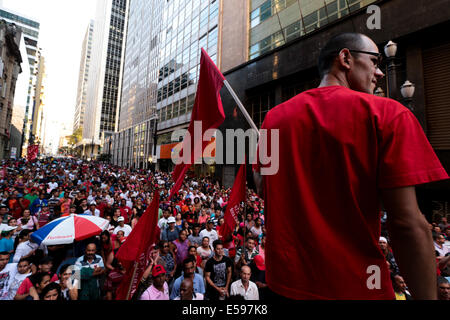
[212, 239, 223, 249]
[59, 264, 72, 276]
[182, 256, 196, 268]
[317, 33, 366, 79]
[0, 251, 10, 256]
[40, 282, 61, 300]
[437, 276, 449, 286]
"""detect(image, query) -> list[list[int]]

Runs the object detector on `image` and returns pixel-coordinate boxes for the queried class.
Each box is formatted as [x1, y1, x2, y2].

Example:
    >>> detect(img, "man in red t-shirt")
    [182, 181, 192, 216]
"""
[254, 33, 448, 300]
[119, 198, 132, 223]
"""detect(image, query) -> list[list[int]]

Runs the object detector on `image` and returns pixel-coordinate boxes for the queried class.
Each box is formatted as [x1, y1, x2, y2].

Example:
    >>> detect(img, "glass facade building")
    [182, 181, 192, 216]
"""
[249, 0, 377, 60]
[84, 0, 127, 159]
[107, 0, 221, 169]
[73, 20, 94, 133]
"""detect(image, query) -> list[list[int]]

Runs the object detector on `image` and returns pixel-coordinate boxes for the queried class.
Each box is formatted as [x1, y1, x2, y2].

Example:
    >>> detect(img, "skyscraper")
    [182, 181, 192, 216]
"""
[0, 6, 40, 156]
[83, 0, 127, 160]
[73, 20, 94, 135]
[106, 0, 248, 171]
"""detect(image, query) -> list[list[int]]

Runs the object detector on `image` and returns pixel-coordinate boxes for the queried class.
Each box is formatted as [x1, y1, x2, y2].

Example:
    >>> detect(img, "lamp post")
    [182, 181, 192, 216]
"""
[384, 40, 398, 100]
[400, 80, 415, 112]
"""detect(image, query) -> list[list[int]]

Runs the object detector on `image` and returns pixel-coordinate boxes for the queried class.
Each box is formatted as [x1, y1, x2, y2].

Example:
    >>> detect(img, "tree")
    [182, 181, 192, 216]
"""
[68, 127, 83, 147]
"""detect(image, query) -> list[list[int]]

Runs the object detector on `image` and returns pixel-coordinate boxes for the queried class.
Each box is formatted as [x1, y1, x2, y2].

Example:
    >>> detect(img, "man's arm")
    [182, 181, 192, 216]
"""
[381, 186, 437, 300]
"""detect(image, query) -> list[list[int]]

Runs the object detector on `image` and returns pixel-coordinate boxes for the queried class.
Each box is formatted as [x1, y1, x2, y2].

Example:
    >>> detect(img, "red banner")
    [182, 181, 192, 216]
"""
[27, 145, 39, 162]
[220, 163, 247, 241]
[170, 49, 225, 198]
[115, 191, 160, 300]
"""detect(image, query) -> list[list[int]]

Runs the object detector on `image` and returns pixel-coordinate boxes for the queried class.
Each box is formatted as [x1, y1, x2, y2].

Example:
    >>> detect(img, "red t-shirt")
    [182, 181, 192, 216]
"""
[254, 86, 449, 300]
[119, 206, 132, 222]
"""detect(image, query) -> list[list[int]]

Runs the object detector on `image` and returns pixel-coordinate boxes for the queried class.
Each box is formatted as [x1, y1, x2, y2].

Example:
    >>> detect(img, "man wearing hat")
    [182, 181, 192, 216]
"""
[379, 237, 399, 275]
[139, 264, 169, 300]
[113, 216, 132, 237]
[199, 220, 218, 250]
[0, 225, 17, 261]
[84, 202, 100, 217]
[161, 216, 179, 242]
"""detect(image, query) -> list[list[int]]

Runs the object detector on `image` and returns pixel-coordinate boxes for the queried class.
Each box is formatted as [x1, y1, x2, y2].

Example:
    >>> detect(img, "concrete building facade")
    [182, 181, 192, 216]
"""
[0, 20, 23, 159]
[0, 7, 39, 157]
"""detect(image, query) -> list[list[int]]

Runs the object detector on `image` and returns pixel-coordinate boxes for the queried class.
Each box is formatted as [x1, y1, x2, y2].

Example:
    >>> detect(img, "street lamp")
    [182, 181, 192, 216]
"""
[400, 80, 415, 111]
[384, 40, 398, 100]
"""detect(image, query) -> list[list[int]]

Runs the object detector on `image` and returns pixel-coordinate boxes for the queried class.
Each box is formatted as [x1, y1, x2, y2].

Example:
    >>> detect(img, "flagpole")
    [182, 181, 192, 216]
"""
[223, 80, 260, 139]
[126, 262, 138, 300]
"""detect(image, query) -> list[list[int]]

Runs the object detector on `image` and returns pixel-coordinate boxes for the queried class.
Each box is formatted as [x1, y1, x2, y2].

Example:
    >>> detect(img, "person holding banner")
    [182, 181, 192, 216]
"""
[254, 33, 449, 300]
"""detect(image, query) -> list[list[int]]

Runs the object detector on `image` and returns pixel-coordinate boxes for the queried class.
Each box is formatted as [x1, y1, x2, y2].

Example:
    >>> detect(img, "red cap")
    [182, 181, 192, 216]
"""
[152, 264, 166, 277]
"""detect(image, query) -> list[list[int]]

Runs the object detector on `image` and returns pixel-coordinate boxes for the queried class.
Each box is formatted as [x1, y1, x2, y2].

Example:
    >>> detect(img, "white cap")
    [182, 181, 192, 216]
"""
[167, 217, 176, 224]
[118, 217, 125, 222]
[379, 237, 388, 243]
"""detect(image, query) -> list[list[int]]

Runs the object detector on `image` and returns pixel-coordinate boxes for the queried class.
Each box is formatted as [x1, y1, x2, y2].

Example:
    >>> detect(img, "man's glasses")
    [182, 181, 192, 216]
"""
[348, 49, 383, 68]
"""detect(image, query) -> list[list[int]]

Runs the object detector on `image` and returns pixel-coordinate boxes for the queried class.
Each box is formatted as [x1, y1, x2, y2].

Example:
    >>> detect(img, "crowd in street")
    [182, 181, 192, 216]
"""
[0, 157, 448, 300]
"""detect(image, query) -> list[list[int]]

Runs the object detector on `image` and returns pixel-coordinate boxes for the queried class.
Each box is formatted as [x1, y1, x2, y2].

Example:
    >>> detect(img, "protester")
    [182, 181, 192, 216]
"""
[75, 243, 105, 300]
[173, 277, 204, 300]
[56, 264, 78, 300]
[140, 264, 169, 300]
[230, 265, 259, 300]
[204, 240, 233, 300]
[170, 256, 205, 300]
[113, 217, 132, 237]
[199, 220, 218, 250]
[437, 276, 450, 300]
[161, 216, 179, 242]
[0, 252, 16, 299]
[253, 32, 448, 300]
[7, 258, 32, 300]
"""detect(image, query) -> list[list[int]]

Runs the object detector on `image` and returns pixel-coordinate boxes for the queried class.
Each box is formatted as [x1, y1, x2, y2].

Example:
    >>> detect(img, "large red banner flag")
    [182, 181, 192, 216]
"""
[170, 48, 226, 198]
[220, 163, 247, 241]
[115, 190, 160, 300]
[27, 144, 39, 162]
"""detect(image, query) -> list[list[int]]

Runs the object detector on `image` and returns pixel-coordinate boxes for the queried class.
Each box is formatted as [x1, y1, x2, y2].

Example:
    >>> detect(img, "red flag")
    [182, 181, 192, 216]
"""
[170, 49, 225, 198]
[220, 163, 247, 241]
[27, 145, 39, 162]
[115, 191, 160, 300]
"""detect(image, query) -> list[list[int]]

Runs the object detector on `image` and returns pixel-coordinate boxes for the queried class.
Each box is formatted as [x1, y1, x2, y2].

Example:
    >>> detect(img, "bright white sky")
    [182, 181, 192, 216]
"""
[2, 0, 97, 153]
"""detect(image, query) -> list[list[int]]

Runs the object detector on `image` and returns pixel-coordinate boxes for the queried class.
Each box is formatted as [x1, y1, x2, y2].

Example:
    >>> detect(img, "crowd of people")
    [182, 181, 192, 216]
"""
[0, 157, 448, 300]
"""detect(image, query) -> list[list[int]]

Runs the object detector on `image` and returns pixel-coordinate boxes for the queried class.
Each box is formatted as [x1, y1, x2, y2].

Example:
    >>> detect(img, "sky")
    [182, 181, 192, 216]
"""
[1, 0, 97, 153]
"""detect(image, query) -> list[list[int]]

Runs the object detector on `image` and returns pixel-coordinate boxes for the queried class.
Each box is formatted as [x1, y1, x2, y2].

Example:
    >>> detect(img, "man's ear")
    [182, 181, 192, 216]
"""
[338, 48, 352, 71]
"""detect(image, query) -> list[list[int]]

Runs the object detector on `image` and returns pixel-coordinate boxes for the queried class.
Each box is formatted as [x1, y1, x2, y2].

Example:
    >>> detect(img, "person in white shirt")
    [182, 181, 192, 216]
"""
[13, 239, 39, 263]
[157, 209, 171, 231]
[199, 221, 218, 250]
[47, 178, 58, 193]
[84, 203, 100, 217]
[113, 217, 132, 237]
[434, 233, 450, 258]
[230, 265, 259, 300]
[0, 253, 17, 300]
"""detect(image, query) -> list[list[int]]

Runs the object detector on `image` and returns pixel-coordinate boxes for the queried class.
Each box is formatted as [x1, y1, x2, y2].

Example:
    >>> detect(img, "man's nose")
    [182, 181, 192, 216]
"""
[375, 67, 385, 79]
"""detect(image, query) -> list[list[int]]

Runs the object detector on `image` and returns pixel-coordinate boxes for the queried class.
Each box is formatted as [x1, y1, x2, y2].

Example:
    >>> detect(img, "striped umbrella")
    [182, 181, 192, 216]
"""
[30, 214, 110, 245]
